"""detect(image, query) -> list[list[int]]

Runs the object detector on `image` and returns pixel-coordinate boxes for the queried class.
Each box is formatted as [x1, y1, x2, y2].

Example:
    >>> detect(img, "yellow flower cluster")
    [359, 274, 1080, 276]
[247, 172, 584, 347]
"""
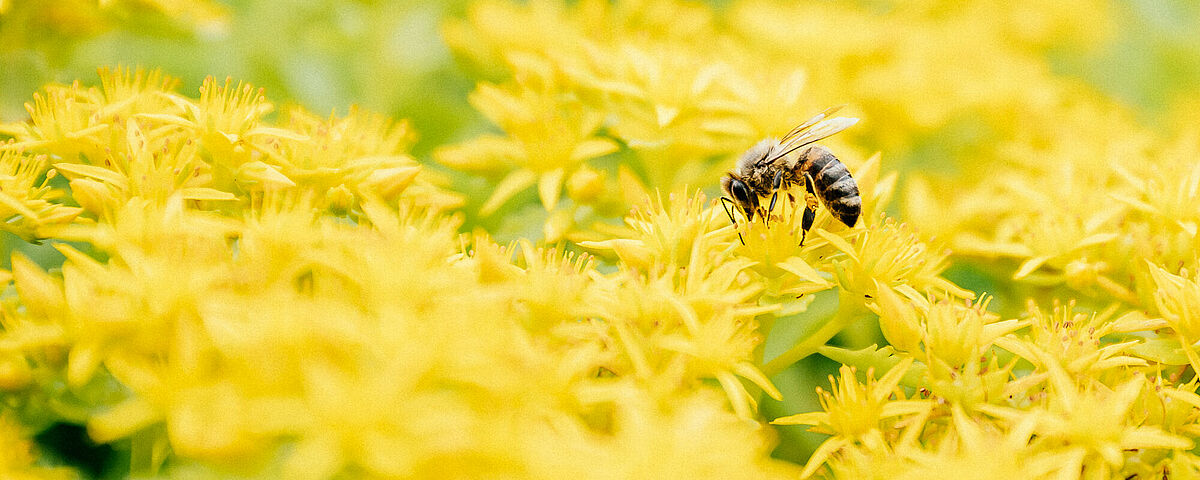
[0, 68, 808, 478]
[430, 0, 1200, 478]
[441, 0, 869, 241]
[0, 0, 1198, 478]
[4, 67, 459, 223]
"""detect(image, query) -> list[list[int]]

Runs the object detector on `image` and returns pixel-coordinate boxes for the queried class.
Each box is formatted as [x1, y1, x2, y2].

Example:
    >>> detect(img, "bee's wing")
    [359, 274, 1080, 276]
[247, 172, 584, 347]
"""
[772, 115, 859, 166]
[780, 104, 846, 142]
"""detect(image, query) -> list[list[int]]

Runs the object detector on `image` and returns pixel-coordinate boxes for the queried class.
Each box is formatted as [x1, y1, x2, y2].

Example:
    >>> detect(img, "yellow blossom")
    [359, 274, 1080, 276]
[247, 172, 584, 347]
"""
[4, 0, 1200, 478]
[581, 189, 728, 271]
[521, 387, 801, 480]
[436, 73, 618, 215]
[996, 300, 1148, 379]
[920, 296, 1018, 368]
[894, 406, 1082, 480]
[773, 359, 929, 478]
[1147, 265, 1200, 370]
[267, 106, 462, 212]
[981, 369, 1191, 476]
[0, 415, 76, 480]
[0, 149, 80, 240]
[822, 218, 971, 300]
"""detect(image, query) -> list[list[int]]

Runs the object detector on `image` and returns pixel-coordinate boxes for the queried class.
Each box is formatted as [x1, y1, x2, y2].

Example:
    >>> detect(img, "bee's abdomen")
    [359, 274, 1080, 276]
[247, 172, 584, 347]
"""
[801, 146, 861, 228]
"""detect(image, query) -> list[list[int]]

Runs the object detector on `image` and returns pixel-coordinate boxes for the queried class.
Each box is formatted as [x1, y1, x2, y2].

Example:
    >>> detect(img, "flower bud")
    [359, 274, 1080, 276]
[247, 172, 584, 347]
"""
[68, 178, 113, 216]
[871, 281, 923, 354]
[0, 356, 32, 391]
[566, 166, 605, 203]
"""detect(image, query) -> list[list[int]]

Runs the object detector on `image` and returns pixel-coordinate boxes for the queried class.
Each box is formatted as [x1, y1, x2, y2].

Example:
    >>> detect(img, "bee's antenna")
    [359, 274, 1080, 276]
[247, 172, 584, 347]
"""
[719, 196, 746, 246]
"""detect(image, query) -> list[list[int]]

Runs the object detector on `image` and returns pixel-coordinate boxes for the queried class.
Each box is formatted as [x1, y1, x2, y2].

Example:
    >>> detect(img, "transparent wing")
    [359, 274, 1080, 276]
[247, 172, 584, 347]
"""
[770, 107, 859, 166]
[780, 104, 845, 142]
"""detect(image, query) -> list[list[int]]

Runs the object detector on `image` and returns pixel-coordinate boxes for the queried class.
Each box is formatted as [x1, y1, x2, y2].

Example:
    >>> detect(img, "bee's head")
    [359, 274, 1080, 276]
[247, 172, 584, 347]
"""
[720, 174, 759, 221]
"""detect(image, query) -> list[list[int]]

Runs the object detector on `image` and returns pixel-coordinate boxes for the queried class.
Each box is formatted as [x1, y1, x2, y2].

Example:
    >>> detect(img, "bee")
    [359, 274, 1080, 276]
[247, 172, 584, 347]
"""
[720, 106, 860, 246]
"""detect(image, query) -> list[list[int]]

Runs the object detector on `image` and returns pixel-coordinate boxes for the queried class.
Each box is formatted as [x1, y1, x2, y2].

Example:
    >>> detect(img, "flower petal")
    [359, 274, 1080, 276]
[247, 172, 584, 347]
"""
[480, 169, 537, 216]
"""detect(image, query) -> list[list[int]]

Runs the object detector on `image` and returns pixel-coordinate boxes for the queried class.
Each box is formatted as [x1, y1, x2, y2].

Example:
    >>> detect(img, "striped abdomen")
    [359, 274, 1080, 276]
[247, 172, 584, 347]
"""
[798, 145, 860, 227]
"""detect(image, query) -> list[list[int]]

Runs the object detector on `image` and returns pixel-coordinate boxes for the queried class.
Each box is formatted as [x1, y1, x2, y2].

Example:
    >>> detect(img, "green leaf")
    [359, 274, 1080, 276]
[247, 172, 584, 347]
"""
[1129, 337, 1190, 365]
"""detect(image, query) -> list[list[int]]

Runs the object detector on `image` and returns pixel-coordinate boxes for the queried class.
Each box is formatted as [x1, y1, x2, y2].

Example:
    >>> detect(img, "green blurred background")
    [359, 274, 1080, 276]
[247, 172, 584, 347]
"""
[4, 0, 1199, 160]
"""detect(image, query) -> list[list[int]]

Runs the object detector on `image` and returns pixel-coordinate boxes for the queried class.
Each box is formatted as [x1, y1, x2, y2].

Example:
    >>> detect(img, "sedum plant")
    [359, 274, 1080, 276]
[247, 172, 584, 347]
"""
[1, 0, 1200, 479]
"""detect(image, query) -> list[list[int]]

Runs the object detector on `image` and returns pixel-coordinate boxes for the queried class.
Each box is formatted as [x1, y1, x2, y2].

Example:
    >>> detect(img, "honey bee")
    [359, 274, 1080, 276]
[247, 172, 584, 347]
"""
[720, 106, 860, 246]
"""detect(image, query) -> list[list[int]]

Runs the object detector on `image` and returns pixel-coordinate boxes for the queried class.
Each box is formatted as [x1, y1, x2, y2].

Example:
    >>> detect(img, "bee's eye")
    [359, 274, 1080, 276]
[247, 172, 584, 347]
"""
[729, 178, 758, 213]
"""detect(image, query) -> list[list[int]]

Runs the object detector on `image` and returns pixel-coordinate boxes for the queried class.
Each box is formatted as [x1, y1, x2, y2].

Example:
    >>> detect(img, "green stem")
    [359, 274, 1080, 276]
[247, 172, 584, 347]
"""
[761, 291, 866, 378]
[752, 312, 777, 366]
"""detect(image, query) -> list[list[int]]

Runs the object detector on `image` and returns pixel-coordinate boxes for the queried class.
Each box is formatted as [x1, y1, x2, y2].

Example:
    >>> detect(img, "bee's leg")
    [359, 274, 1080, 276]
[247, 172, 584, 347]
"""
[766, 170, 784, 227]
[720, 196, 746, 246]
[800, 173, 818, 246]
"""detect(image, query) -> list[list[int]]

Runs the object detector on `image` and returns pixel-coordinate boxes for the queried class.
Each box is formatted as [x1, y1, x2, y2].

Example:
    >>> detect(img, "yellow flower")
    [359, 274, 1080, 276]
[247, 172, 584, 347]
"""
[894, 405, 1082, 480]
[508, 241, 598, 332]
[436, 74, 618, 215]
[887, 295, 1025, 408]
[95, 66, 182, 117]
[774, 359, 930, 478]
[924, 353, 1016, 411]
[0, 149, 81, 240]
[657, 307, 781, 418]
[7, 68, 459, 224]
[981, 369, 1191, 475]
[996, 300, 1148, 379]
[15, 81, 109, 163]
[266, 106, 462, 212]
[1147, 265, 1200, 369]
[733, 196, 825, 283]
[580, 189, 728, 271]
[920, 295, 1019, 369]
[52, 120, 231, 219]
[822, 217, 971, 300]
[0, 415, 76, 480]
[587, 235, 775, 416]
[46, 199, 236, 390]
[521, 388, 801, 480]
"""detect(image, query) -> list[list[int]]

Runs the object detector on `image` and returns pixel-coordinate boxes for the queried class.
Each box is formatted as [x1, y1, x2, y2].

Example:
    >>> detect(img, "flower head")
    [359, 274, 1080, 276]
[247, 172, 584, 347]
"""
[774, 359, 930, 478]
[436, 74, 617, 215]
[996, 300, 1148, 379]
[824, 217, 971, 301]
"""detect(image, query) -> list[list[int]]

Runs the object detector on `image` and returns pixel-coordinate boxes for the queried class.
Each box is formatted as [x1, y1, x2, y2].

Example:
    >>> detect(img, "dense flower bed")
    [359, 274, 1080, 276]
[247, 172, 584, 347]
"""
[1, 0, 1199, 478]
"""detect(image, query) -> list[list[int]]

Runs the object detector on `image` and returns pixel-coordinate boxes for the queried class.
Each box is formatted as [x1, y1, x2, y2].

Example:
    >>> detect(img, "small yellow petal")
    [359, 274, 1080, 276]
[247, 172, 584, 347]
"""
[655, 104, 680, 128]
[89, 397, 161, 443]
[362, 165, 422, 200]
[53, 163, 130, 189]
[1013, 255, 1051, 279]
[480, 169, 537, 216]
[236, 161, 296, 188]
[814, 229, 859, 263]
[537, 168, 565, 210]
[179, 187, 238, 202]
[776, 256, 831, 285]
[11, 253, 65, 318]
[569, 138, 619, 163]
